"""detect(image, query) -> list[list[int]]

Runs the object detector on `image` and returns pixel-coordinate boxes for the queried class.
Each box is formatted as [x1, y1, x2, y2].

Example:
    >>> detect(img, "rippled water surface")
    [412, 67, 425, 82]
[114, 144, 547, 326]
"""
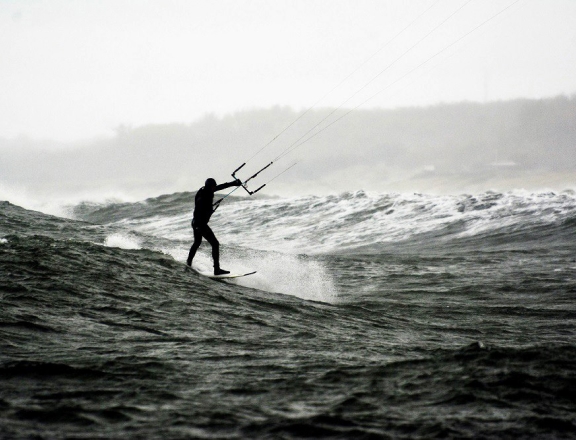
[1, 190, 575, 438]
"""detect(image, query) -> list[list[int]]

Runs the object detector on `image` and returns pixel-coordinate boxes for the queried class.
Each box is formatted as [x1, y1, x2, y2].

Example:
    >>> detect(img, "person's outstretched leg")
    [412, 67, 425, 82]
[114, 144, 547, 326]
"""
[186, 222, 203, 267]
[202, 225, 229, 275]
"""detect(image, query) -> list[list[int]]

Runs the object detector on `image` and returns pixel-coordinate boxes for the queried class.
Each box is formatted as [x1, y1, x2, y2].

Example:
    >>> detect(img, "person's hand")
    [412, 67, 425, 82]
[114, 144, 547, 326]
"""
[233, 179, 242, 186]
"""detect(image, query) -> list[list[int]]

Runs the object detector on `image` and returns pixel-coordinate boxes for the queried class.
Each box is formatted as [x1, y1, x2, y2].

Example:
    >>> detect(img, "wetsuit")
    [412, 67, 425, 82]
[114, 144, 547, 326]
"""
[186, 180, 239, 270]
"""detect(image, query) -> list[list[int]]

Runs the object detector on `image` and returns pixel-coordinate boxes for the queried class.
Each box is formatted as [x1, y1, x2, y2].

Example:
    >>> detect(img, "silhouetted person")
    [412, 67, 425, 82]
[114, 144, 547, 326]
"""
[187, 177, 241, 275]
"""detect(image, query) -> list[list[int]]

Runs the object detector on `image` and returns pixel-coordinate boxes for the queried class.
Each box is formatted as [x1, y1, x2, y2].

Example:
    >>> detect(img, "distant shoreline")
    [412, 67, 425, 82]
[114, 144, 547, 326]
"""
[1, 95, 575, 200]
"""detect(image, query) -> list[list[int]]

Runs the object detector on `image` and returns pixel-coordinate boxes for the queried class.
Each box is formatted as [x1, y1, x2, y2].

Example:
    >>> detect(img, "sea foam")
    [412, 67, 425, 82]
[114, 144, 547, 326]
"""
[103, 233, 142, 250]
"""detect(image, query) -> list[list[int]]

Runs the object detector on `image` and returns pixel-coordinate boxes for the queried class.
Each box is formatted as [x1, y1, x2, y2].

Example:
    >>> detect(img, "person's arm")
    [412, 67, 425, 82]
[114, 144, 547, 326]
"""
[214, 179, 242, 192]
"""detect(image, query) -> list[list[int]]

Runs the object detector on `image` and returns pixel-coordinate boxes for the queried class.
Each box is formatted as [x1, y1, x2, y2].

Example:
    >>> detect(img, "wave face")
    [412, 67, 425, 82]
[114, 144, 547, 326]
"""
[1, 190, 576, 439]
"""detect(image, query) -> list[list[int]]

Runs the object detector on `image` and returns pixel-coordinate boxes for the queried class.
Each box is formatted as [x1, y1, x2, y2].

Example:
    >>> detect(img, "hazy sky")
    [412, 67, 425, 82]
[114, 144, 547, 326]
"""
[1, 0, 575, 142]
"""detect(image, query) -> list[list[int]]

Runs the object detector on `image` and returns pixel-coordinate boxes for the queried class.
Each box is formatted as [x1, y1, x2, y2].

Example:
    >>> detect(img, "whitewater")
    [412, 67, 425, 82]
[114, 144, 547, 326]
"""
[1, 189, 576, 438]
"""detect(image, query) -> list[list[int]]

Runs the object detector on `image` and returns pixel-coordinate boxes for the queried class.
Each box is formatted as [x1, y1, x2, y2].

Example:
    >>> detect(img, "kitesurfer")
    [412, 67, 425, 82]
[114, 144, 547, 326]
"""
[187, 177, 241, 275]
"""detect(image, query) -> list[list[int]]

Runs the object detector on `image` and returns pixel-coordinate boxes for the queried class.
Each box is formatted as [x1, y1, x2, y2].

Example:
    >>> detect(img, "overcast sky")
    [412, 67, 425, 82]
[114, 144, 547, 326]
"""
[1, 0, 575, 143]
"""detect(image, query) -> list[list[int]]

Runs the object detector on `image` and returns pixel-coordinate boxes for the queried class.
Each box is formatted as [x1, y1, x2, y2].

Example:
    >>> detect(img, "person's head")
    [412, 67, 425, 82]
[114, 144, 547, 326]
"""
[205, 178, 217, 191]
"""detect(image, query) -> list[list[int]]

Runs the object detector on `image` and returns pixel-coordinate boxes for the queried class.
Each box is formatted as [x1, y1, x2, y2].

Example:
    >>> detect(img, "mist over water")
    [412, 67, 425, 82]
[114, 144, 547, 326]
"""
[1, 97, 575, 210]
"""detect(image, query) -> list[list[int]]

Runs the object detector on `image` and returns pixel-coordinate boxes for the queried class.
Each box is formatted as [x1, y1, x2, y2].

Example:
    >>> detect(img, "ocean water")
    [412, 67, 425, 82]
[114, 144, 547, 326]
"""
[1, 189, 576, 439]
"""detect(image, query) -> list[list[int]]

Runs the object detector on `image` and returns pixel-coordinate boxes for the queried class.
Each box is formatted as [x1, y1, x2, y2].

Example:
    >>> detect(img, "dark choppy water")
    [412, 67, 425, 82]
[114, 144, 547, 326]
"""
[1, 190, 576, 439]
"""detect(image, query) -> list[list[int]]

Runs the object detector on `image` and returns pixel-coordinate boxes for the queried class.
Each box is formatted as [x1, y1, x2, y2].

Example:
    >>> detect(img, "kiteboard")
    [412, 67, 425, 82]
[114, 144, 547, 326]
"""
[187, 265, 256, 280]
